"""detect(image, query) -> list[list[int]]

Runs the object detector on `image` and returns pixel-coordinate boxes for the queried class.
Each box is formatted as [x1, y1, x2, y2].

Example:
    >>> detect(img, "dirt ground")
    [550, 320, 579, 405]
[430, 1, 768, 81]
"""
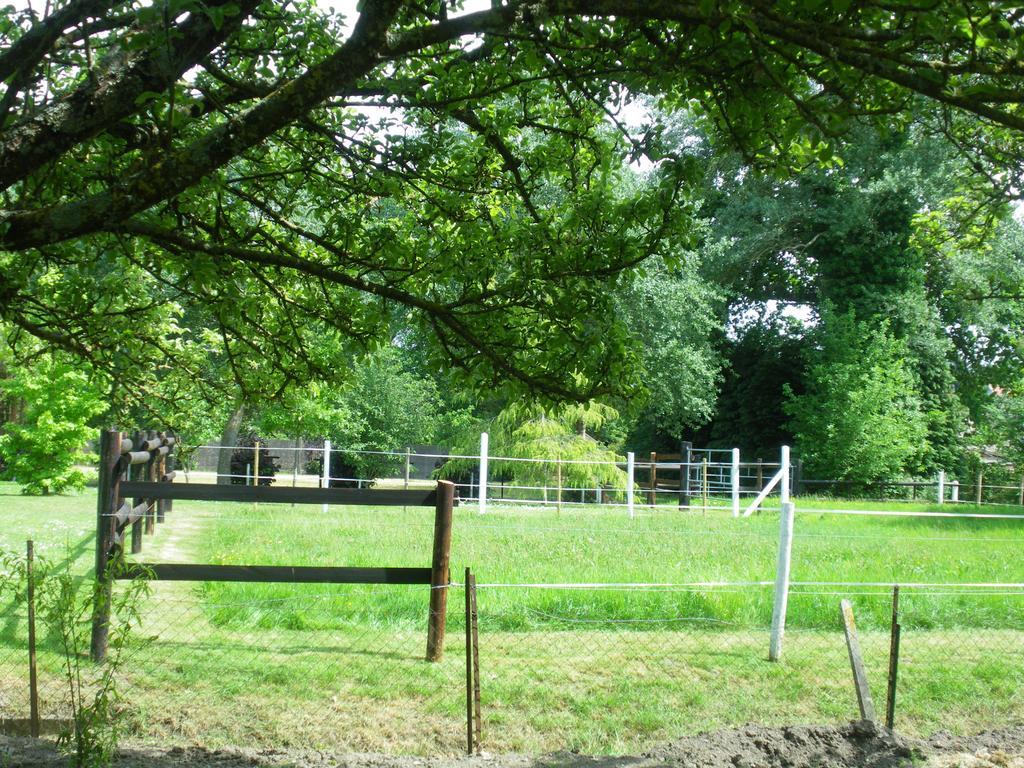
[2, 721, 1023, 768]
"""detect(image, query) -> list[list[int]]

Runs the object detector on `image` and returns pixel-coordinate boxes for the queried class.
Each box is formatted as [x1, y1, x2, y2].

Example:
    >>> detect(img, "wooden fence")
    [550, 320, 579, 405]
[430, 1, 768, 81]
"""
[90, 428, 457, 664]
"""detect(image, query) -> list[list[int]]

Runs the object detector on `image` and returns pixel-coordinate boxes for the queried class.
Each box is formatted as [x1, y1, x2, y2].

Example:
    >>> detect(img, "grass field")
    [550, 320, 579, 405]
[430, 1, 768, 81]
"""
[1, 481, 1023, 753]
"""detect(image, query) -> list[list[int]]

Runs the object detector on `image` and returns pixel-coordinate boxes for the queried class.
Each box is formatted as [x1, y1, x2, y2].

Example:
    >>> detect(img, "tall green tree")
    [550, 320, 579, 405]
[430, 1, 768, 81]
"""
[784, 311, 928, 485]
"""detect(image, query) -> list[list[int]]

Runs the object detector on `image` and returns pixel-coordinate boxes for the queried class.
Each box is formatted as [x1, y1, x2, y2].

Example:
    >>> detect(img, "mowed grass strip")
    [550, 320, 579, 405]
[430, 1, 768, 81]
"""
[11, 600, 1023, 753]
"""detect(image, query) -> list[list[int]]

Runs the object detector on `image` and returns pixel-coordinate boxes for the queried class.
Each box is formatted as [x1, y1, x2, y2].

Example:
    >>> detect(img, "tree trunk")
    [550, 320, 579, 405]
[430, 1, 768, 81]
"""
[217, 402, 246, 485]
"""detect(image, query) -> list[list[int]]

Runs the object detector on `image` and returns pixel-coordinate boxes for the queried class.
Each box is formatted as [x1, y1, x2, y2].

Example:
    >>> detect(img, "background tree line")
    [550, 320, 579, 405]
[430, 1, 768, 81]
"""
[1, 0, 1023, 493]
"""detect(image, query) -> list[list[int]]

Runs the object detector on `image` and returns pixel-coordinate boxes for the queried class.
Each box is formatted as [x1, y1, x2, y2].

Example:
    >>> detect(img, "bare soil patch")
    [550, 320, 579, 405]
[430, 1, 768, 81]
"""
[3, 721, 1023, 768]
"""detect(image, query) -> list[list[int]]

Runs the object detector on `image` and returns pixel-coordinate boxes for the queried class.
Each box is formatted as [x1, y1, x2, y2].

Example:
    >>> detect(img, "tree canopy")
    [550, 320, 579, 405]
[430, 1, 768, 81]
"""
[3, 0, 1024, 409]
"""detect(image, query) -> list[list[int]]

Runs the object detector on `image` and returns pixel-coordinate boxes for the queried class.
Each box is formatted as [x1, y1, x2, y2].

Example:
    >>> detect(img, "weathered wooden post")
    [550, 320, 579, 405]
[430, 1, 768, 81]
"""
[841, 599, 876, 722]
[91, 428, 122, 662]
[426, 480, 456, 661]
[144, 430, 157, 535]
[26, 539, 39, 738]
[976, 469, 983, 505]
[156, 432, 167, 523]
[757, 458, 764, 492]
[130, 431, 147, 554]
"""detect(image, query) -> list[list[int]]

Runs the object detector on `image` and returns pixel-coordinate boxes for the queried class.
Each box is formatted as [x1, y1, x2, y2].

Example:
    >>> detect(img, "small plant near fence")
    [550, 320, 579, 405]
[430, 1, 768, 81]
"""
[2, 544, 150, 768]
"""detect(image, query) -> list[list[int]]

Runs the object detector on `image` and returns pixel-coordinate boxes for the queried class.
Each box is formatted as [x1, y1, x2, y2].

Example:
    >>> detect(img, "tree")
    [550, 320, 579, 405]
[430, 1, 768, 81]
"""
[442, 401, 627, 501]
[0, 355, 107, 494]
[615, 254, 723, 442]
[2, 1, 1024, 406]
[784, 311, 927, 485]
[706, 316, 805, 458]
[699, 126, 977, 470]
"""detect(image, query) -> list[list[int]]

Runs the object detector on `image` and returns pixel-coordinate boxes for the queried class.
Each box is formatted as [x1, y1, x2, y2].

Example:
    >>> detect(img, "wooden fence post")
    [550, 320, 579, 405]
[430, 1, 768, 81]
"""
[27, 539, 39, 738]
[976, 469, 983, 505]
[841, 599, 877, 722]
[757, 459, 763, 492]
[426, 480, 456, 661]
[130, 431, 145, 554]
[91, 428, 122, 662]
[156, 432, 167, 522]
[1019, 474, 1024, 507]
[145, 430, 157, 535]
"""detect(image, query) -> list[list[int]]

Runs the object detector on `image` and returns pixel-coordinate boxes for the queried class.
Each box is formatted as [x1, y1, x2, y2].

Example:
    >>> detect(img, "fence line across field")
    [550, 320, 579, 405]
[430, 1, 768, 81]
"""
[175, 437, 1024, 514]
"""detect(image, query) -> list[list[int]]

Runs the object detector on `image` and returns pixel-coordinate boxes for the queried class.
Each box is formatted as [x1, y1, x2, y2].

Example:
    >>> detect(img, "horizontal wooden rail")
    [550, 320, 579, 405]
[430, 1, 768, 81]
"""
[119, 436, 176, 455]
[115, 563, 434, 584]
[119, 481, 447, 507]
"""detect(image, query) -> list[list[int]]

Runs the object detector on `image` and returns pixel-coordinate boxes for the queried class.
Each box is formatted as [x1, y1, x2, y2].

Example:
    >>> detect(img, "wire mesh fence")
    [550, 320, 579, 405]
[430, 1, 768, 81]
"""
[2, 576, 1022, 753]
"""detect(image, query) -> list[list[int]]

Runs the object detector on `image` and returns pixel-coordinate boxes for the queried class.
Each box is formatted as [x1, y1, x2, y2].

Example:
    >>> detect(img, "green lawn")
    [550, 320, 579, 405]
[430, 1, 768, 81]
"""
[1, 481, 1023, 753]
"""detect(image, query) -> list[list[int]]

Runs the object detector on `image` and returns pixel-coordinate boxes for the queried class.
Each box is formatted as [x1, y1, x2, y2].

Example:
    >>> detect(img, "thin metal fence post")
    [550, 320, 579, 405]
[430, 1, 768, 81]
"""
[885, 586, 901, 730]
[470, 570, 481, 753]
[937, 470, 945, 504]
[27, 539, 39, 738]
[976, 469, 983, 505]
[769, 501, 796, 661]
[465, 567, 474, 755]
[404, 446, 411, 490]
